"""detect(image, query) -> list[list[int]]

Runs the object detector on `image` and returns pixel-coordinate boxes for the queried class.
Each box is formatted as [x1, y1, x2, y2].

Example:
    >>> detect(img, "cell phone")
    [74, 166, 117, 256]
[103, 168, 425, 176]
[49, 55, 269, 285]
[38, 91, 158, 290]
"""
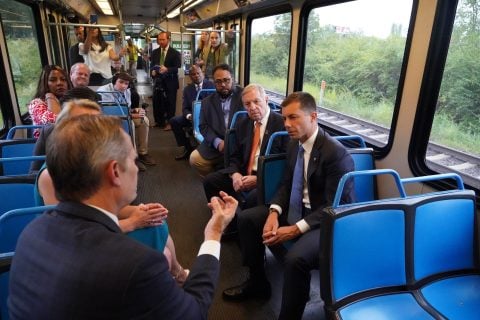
[90, 14, 98, 24]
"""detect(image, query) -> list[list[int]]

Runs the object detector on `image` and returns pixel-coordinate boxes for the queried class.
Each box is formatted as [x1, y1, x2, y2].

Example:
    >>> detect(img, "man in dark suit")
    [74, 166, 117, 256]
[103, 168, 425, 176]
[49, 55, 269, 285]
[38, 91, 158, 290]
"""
[203, 83, 289, 209]
[151, 31, 181, 129]
[189, 64, 244, 177]
[68, 26, 85, 67]
[170, 65, 215, 160]
[9, 115, 237, 319]
[222, 92, 356, 320]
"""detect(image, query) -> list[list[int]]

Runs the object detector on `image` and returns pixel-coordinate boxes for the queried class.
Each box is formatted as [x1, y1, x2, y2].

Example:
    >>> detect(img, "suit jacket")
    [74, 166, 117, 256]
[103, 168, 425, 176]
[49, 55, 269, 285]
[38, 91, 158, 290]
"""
[222, 111, 288, 175]
[68, 42, 84, 66]
[271, 128, 355, 229]
[30, 124, 54, 172]
[197, 86, 244, 159]
[8, 202, 219, 319]
[182, 79, 215, 118]
[150, 46, 181, 91]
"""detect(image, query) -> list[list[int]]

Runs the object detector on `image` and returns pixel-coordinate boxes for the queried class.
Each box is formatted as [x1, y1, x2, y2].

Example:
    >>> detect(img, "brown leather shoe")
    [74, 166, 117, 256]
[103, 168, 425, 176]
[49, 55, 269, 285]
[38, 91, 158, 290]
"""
[163, 124, 172, 131]
[138, 154, 156, 166]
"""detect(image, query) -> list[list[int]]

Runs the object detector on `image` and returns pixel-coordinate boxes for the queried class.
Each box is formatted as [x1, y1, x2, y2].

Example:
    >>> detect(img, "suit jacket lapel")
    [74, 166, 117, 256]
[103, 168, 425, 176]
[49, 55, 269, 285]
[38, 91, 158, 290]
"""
[307, 131, 323, 180]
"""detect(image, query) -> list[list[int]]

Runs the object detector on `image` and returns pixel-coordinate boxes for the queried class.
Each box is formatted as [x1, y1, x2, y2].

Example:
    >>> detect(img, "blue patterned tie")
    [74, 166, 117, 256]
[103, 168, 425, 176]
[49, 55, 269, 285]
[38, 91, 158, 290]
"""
[288, 145, 304, 224]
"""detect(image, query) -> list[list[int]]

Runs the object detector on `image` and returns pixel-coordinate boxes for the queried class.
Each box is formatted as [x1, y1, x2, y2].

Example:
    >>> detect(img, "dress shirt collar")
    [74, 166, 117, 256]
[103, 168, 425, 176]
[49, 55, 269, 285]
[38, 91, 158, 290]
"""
[300, 127, 319, 155]
[87, 204, 119, 226]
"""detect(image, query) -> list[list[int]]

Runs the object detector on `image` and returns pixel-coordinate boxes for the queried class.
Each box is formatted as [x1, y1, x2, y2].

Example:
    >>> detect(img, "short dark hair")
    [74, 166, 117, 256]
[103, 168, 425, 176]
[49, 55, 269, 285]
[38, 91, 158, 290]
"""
[212, 63, 232, 76]
[60, 87, 100, 104]
[281, 92, 317, 113]
[112, 72, 132, 85]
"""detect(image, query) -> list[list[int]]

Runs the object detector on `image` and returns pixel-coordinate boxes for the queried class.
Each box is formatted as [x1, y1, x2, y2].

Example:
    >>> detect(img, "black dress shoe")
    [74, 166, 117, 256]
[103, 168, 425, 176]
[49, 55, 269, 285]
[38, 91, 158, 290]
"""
[175, 148, 191, 160]
[223, 279, 271, 301]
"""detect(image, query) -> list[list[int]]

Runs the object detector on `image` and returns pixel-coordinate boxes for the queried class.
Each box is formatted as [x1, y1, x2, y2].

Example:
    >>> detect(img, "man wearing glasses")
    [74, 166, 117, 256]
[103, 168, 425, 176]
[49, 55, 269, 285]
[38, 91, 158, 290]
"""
[189, 64, 244, 177]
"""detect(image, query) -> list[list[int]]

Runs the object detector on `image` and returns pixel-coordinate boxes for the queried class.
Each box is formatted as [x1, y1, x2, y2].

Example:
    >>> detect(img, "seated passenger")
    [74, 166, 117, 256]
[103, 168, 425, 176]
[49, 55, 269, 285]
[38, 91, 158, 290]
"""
[222, 92, 355, 320]
[70, 62, 92, 88]
[203, 84, 289, 209]
[28, 65, 72, 137]
[189, 64, 244, 177]
[9, 114, 237, 318]
[30, 86, 100, 172]
[169, 65, 214, 160]
[97, 72, 156, 166]
[35, 99, 188, 283]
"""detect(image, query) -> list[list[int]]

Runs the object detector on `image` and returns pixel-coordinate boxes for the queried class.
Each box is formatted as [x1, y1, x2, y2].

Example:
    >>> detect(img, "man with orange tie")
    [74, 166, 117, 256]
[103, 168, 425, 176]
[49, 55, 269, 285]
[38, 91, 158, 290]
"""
[203, 83, 288, 210]
[151, 31, 181, 129]
[222, 92, 355, 320]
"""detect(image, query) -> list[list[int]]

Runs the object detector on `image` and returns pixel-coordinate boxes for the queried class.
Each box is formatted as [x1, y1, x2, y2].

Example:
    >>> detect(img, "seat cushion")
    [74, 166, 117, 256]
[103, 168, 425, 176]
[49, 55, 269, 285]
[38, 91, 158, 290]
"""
[421, 274, 480, 319]
[338, 293, 434, 320]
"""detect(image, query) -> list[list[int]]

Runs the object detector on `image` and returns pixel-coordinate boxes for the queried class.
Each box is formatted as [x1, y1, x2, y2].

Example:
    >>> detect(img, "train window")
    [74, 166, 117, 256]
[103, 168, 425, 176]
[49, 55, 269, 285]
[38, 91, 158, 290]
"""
[304, 0, 413, 146]
[0, 0, 42, 115]
[250, 13, 292, 95]
[428, 0, 480, 189]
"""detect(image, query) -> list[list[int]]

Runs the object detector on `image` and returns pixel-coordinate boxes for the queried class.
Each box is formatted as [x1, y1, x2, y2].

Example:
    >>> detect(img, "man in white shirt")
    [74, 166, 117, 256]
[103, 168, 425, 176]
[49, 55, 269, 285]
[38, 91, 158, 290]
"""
[97, 72, 156, 166]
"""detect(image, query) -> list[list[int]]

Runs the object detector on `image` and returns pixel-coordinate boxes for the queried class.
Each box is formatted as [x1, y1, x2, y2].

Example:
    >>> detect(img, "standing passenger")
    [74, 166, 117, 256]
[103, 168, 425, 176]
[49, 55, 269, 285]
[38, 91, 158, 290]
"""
[126, 38, 139, 82]
[194, 31, 210, 73]
[8, 114, 238, 318]
[68, 26, 85, 67]
[150, 31, 181, 130]
[80, 27, 126, 86]
[189, 64, 244, 177]
[204, 30, 235, 79]
[169, 65, 215, 160]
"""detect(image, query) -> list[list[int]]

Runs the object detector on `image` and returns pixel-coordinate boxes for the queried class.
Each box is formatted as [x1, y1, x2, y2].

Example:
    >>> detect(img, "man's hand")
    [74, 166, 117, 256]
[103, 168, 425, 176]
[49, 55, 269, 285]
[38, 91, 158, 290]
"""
[263, 225, 301, 246]
[205, 191, 238, 241]
[240, 175, 257, 191]
[217, 140, 225, 153]
[262, 210, 279, 243]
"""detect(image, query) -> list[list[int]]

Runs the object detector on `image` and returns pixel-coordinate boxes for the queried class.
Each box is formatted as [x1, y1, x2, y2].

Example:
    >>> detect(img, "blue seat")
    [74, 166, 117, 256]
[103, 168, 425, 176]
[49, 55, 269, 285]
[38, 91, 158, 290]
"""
[0, 205, 54, 253]
[0, 252, 13, 320]
[192, 89, 216, 144]
[224, 111, 248, 167]
[322, 170, 479, 319]
[6, 125, 44, 140]
[192, 101, 204, 143]
[257, 131, 289, 205]
[0, 155, 46, 177]
[0, 175, 37, 216]
[0, 140, 37, 175]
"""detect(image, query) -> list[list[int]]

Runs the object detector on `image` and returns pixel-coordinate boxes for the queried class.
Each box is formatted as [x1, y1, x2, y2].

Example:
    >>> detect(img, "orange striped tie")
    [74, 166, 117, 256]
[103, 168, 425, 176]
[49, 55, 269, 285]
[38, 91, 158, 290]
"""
[247, 122, 261, 175]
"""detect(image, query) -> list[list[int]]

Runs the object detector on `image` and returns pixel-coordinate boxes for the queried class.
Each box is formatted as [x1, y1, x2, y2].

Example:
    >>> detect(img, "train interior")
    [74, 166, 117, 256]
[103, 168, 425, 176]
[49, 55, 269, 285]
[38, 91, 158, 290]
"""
[1, 0, 479, 319]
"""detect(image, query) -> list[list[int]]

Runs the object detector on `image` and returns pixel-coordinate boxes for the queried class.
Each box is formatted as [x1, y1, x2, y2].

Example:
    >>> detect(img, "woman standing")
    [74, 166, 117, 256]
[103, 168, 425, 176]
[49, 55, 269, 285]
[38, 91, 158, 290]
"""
[194, 31, 210, 73]
[80, 27, 126, 86]
[28, 65, 71, 137]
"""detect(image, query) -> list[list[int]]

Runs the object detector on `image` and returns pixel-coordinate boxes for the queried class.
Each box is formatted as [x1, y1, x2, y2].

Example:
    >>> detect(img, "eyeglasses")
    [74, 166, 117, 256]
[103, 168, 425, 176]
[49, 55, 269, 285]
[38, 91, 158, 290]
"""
[214, 78, 231, 85]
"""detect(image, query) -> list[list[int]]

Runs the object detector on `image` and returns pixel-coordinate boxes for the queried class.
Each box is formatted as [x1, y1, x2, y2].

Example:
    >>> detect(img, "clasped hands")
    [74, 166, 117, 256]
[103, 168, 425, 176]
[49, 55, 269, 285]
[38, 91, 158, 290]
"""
[262, 210, 301, 246]
[231, 172, 256, 192]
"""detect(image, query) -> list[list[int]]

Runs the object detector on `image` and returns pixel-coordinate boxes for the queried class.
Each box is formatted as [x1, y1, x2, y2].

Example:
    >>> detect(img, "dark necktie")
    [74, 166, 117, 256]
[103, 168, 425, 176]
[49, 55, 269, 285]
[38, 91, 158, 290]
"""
[247, 122, 261, 175]
[160, 49, 165, 65]
[288, 145, 305, 224]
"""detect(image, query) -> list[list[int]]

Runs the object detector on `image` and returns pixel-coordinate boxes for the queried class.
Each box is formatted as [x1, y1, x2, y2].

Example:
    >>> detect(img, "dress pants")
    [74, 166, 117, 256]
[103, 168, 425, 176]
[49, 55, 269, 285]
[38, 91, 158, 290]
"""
[238, 205, 321, 320]
[153, 84, 177, 126]
[169, 115, 192, 148]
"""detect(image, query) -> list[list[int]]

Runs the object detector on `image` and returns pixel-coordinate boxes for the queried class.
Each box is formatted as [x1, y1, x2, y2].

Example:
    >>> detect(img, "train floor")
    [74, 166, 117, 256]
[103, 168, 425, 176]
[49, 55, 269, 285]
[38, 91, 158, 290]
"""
[132, 70, 325, 320]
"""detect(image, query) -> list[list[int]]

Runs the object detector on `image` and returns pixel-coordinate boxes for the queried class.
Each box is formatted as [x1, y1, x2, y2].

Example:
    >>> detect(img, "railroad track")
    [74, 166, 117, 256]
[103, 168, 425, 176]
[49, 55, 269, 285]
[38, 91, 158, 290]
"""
[266, 90, 480, 189]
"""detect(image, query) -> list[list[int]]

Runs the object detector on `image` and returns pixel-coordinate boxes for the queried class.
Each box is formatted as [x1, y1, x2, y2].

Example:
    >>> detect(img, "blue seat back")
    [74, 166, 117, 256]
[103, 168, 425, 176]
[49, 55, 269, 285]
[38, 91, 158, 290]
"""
[192, 101, 204, 143]
[0, 176, 37, 217]
[6, 125, 44, 140]
[0, 140, 36, 175]
[224, 111, 249, 167]
[414, 196, 475, 280]
[0, 205, 54, 253]
[348, 148, 376, 202]
[327, 206, 408, 302]
[257, 131, 289, 205]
